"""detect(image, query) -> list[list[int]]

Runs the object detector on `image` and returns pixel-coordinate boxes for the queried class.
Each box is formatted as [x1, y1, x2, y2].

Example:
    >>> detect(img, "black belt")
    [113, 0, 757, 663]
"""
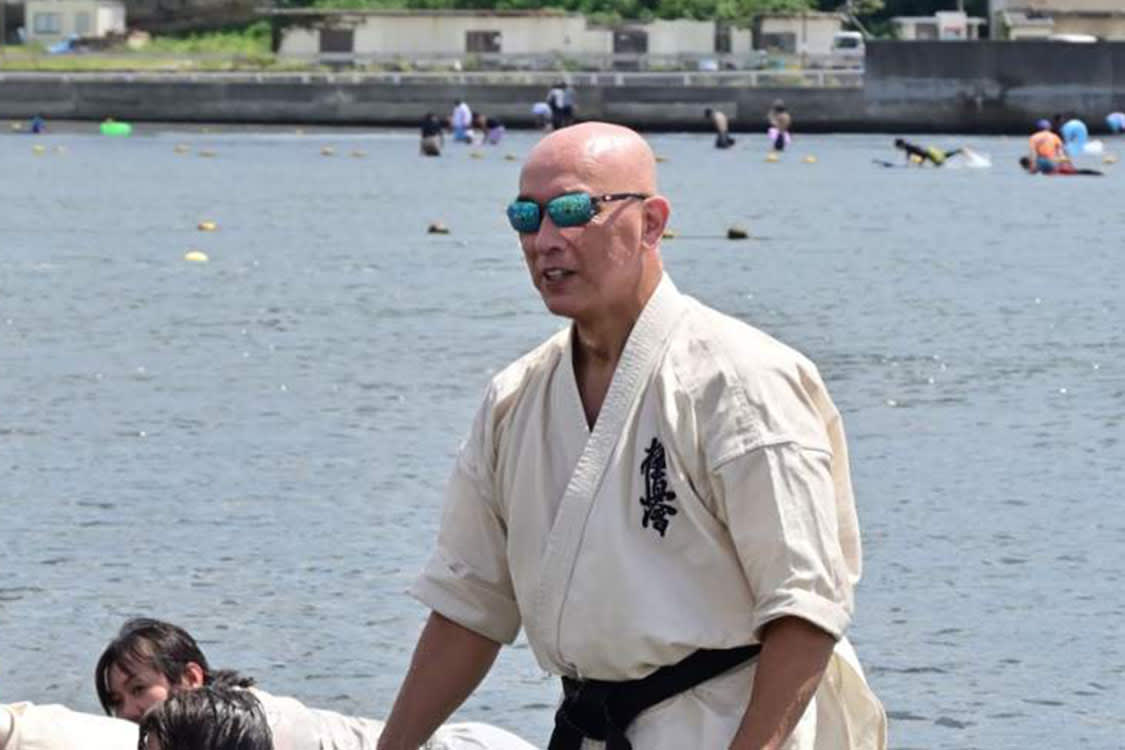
[547, 645, 761, 750]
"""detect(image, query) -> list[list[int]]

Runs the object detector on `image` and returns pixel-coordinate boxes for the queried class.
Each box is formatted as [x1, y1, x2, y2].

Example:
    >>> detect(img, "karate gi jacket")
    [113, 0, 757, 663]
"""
[414, 276, 886, 749]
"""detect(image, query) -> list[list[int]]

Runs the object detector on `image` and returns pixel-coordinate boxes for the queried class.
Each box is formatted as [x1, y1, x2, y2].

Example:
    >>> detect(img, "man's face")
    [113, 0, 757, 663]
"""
[516, 155, 648, 324]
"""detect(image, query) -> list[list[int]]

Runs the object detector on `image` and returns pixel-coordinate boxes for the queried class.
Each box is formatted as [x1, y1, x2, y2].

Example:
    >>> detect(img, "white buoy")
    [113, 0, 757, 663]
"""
[184, 250, 209, 263]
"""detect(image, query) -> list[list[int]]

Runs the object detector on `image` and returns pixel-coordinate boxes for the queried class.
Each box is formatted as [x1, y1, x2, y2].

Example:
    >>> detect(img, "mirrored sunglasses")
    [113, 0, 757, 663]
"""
[506, 192, 649, 233]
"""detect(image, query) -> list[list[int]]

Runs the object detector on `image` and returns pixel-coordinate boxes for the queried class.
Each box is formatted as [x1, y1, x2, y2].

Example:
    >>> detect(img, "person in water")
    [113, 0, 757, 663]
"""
[95, 617, 536, 750]
[1018, 156, 1101, 176]
[704, 107, 735, 149]
[1106, 111, 1125, 134]
[1028, 119, 1069, 173]
[420, 112, 444, 157]
[893, 138, 962, 166]
[138, 686, 272, 750]
[767, 99, 791, 151]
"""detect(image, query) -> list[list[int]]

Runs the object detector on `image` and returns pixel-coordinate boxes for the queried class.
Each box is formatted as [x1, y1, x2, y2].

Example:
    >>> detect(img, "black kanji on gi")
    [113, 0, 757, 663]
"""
[639, 437, 677, 537]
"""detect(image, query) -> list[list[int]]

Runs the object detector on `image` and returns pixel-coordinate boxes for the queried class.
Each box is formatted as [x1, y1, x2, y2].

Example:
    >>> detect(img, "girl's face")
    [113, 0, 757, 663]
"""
[105, 660, 201, 722]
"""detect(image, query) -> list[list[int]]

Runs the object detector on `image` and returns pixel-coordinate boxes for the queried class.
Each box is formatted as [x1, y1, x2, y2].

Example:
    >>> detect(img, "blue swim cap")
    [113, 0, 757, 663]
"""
[1036, 119, 1051, 130]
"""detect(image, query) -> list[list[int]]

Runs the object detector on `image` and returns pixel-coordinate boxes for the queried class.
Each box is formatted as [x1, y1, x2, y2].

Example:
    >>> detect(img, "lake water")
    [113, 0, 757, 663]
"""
[1, 125, 1122, 750]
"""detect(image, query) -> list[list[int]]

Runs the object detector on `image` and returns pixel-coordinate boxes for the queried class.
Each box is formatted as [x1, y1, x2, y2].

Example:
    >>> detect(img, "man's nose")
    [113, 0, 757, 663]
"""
[533, 214, 566, 254]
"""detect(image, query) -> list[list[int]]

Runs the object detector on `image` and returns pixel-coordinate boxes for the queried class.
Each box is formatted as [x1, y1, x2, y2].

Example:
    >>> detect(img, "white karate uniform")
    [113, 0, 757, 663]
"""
[0, 697, 535, 750]
[414, 275, 886, 749]
[0, 703, 137, 750]
[253, 689, 536, 750]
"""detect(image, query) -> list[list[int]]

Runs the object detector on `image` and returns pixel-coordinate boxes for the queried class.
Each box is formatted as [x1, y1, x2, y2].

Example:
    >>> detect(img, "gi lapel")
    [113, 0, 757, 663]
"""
[529, 276, 688, 673]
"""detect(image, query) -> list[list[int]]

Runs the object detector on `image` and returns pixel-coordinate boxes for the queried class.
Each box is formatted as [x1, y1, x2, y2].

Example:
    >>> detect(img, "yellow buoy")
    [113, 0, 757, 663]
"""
[197, 221, 217, 232]
[727, 226, 749, 240]
[173, 144, 191, 154]
[184, 250, 209, 263]
[655, 156, 669, 163]
[9, 122, 23, 131]
[427, 222, 450, 235]
[661, 229, 679, 239]
[32, 144, 46, 155]
[803, 155, 817, 164]
[1103, 154, 1118, 165]
[470, 151, 484, 159]
[321, 146, 336, 156]
[198, 149, 217, 158]
[350, 149, 367, 158]
[766, 152, 780, 163]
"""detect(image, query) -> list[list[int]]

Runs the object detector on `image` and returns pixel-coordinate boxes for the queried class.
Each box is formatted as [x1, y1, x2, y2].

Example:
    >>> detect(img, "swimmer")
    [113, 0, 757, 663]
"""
[449, 100, 473, 143]
[703, 107, 735, 149]
[767, 99, 791, 151]
[1018, 155, 1102, 176]
[420, 112, 444, 157]
[1028, 118, 1069, 173]
[892, 138, 962, 166]
[1107, 111, 1125, 134]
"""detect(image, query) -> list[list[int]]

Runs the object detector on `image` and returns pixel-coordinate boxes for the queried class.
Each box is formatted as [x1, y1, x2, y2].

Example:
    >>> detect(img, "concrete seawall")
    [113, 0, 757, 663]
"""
[2, 41, 1124, 132]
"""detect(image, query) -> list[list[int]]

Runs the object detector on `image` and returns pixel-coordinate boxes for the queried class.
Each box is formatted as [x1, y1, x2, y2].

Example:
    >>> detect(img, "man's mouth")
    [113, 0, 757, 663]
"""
[543, 269, 574, 282]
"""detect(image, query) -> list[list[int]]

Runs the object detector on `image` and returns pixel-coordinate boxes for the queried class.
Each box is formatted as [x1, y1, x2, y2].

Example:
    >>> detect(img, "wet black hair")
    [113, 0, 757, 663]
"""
[893, 138, 906, 148]
[96, 618, 254, 716]
[138, 685, 271, 750]
[1018, 156, 1032, 169]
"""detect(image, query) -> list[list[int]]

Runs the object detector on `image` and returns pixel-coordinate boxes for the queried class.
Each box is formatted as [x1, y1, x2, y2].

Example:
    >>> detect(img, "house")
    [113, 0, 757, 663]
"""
[751, 11, 844, 62]
[267, 9, 756, 70]
[991, 0, 1125, 40]
[892, 11, 986, 40]
[23, 0, 124, 42]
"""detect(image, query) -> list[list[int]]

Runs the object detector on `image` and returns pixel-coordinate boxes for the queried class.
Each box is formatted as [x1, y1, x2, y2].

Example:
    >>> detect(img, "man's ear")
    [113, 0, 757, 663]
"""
[641, 196, 671, 250]
[181, 661, 205, 689]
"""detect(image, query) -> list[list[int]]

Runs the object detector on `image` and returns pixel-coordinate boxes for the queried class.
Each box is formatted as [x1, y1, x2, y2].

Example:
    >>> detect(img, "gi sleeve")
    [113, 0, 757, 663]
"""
[712, 442, 854, 641]
[410, 392, 521, 644]
[1, 703, 139, 750]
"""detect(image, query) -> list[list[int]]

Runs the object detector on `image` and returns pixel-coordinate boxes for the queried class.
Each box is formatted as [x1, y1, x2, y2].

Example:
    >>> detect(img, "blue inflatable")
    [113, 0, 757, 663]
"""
[1061, 118, 1088, 157]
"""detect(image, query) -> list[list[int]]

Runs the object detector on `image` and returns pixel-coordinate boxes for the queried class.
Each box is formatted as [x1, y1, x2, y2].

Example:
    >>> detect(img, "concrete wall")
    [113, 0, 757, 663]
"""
[3, 41, 1125, 132]
[863, 40, 1125, 130]
[645, 19, 716, 55]
[0, 72, 865, 131]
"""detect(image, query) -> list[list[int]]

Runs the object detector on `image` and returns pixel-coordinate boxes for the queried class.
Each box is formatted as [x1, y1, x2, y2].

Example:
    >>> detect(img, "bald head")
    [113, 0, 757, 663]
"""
[521, 122, 658, 196]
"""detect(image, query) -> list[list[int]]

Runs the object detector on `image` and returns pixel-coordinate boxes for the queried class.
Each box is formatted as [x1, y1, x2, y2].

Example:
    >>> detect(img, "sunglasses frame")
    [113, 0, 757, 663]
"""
[507, 191, 650, 233]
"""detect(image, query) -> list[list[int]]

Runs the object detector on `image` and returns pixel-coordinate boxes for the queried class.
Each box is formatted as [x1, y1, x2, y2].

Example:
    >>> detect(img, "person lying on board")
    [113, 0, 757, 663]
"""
[1018, 156, 1102, 176]
[893, 138, 962, 166]
[94, 617, 537, 750]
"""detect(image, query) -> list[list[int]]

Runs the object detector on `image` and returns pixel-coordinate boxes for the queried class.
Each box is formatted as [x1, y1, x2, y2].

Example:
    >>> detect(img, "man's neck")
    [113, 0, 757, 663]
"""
[570, 274, 662, 427]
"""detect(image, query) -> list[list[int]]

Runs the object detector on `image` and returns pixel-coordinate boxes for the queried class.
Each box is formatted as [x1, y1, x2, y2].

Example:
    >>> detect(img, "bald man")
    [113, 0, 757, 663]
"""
[378, 123, 885, 750]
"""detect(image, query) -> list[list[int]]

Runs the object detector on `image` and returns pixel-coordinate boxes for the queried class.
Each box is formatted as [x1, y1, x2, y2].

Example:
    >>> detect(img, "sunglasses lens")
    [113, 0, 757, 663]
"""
[547, 193, 595, 227]
[507, 201, 541, 233]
